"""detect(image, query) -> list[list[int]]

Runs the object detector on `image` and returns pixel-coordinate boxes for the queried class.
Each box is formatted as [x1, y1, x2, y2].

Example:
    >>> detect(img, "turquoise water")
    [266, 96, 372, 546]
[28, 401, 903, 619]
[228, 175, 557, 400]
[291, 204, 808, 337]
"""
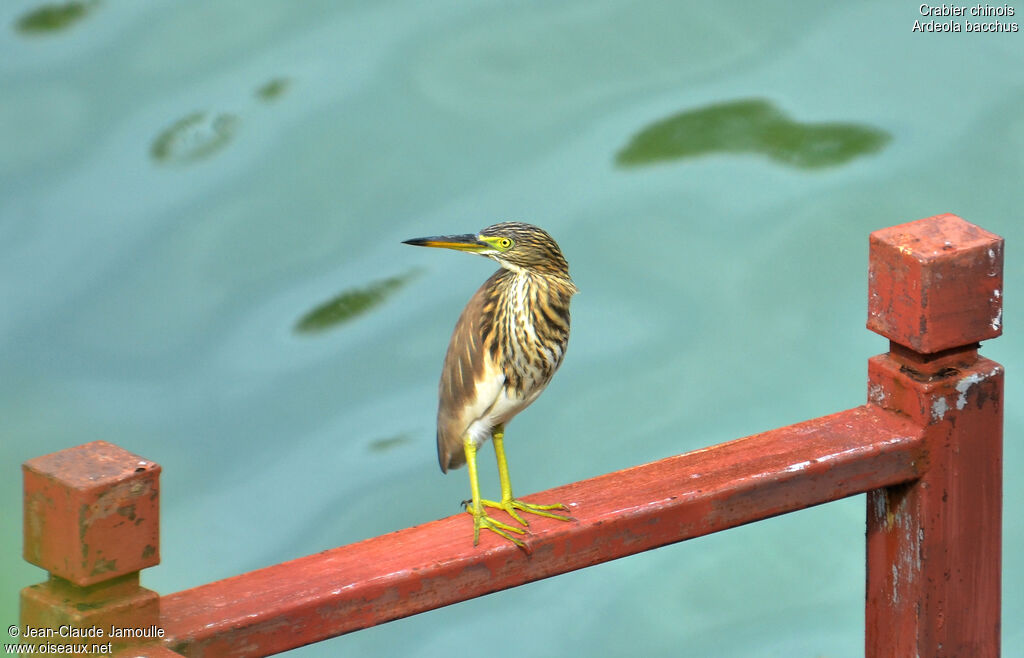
[2, 1, 1022, 656]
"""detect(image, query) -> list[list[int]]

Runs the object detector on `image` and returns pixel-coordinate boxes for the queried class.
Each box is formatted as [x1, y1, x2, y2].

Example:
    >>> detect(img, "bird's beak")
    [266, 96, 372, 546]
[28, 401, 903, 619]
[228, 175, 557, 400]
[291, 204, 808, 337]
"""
[402, 233, 488, 253]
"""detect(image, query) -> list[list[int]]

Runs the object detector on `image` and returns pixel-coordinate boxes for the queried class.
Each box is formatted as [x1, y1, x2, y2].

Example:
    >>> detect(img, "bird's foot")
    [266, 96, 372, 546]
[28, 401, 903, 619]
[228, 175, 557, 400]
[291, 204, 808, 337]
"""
[463, 503, 528, 548]
[481, 497, 573, 527]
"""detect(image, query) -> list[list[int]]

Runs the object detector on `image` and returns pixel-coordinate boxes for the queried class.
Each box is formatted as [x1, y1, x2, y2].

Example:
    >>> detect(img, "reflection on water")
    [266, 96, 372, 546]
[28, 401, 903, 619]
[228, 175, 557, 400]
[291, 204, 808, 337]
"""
[295, 269, 421, 334]
[255, 78, 291, 103]
[14, 1, 97, 35]
[150, 111, 239, 165]
[616, 98, 890, 169]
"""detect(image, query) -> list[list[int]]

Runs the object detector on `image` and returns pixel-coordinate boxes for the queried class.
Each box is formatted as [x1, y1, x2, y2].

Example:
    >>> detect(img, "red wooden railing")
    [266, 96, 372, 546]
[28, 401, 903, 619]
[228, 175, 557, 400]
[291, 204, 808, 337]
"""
[19, 213, 1003, 658]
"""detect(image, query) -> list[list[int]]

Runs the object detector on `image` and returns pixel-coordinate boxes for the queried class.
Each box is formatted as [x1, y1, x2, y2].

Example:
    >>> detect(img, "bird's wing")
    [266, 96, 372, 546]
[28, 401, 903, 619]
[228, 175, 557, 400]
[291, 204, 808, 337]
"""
[436, 274, 504, 472]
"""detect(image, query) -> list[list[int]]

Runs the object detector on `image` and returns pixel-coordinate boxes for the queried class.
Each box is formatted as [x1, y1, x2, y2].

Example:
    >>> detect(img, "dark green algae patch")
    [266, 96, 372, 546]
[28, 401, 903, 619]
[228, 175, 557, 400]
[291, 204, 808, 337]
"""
[295, 270, 421, 334]
[616, 99, 890, 170]
[367, 435, 413, 453]
[15, 1, 97, 35]
[255, 77, 291, 102]
[150, 112, 240, 165]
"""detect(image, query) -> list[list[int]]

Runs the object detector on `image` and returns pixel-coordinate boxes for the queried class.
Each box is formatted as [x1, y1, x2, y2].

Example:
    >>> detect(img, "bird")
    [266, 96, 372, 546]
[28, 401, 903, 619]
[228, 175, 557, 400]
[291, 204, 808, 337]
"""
[403, 222, 577, 549]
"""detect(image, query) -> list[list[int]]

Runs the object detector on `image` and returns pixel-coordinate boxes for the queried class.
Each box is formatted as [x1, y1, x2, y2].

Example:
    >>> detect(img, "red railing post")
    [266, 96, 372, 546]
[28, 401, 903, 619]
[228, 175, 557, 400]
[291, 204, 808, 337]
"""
[20, 440, 169, 654]
[864, 213, 1003, 656]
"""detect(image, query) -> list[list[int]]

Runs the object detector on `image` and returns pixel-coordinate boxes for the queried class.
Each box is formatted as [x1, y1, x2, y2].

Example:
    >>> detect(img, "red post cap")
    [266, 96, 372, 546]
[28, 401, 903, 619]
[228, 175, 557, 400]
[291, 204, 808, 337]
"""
[868, 213, 1003, 353]
[23, 441, 161, 586]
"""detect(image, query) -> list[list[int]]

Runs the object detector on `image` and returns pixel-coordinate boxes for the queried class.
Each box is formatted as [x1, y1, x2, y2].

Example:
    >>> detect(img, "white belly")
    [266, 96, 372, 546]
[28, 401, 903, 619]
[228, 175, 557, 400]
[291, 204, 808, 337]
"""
[465, 381, 548, 447]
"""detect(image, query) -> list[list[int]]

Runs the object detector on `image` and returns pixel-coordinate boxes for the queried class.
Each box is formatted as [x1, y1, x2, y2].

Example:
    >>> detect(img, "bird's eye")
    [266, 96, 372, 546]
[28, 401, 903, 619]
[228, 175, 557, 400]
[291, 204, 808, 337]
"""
[498, 238, 513, 250]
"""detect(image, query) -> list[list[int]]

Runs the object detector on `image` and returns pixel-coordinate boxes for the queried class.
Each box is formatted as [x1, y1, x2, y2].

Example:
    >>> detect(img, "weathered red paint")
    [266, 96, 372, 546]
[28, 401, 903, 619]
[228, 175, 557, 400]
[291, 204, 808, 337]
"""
[157, 405, 924, 657]
[20, 441, 163, 651]
[867, 212, 1002, 353]
[866, 354, 1002, 656]
[865, 213, 1003, 657]
[23, 440, 161, 585]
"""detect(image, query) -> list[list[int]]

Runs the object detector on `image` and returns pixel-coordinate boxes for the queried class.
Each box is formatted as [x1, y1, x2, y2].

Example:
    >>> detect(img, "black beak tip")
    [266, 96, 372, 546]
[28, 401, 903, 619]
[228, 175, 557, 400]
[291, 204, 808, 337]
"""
[402, 234, 481, 248]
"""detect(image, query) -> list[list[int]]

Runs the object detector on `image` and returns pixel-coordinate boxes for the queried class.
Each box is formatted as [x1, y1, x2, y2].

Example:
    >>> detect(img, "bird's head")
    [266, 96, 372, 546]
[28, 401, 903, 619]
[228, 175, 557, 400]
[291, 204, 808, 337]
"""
[403, 222, 570, 278]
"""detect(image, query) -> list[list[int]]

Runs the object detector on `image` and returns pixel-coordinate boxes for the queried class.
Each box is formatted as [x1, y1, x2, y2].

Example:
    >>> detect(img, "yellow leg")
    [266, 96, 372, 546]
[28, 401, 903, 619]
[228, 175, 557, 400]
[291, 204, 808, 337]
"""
[463, 437, 526, 547]
[481, 425, 572, 527]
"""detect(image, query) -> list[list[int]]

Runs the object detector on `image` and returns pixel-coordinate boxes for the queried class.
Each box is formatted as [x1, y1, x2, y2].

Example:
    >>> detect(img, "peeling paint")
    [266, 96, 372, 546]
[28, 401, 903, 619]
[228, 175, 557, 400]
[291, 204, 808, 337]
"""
[90, 557, 117, 575]
[990, 305, 1002, 332]
[868, 384, 887, 406]
[873, 492, 887, 522]
[25, 492, 50, 562]
[931, 397, 948, 421]
[952, 365, 1002, 410]
[955, 373, 984, 410]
